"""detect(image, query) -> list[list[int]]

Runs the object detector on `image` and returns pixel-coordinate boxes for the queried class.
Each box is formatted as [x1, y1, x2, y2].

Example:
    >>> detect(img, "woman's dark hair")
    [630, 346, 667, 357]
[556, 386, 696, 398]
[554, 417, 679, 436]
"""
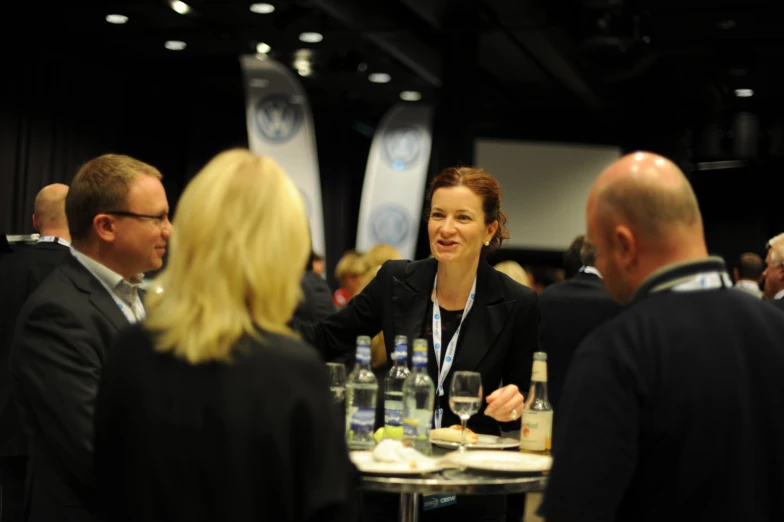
[425, 166, 510, 254]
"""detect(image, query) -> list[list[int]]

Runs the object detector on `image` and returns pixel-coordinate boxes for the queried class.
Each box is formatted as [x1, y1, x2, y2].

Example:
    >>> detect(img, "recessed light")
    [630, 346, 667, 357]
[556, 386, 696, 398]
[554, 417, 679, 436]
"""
[369, 73, 391, 84]
[299, 32, 323, 43]
[250, 3, 275, 14]
[256, 42, 271, 54]
[735, 88, 754, 98]
[298, 67, 312, 77]
[164, 40, 187, 51]
[170, 1, 191, 15]
[105, 14, 128, 24]
[400, 90, 421, 101]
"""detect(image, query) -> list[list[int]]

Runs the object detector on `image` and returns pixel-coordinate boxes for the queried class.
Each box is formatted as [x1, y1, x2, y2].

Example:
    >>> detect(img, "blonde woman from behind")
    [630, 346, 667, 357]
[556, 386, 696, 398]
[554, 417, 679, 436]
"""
[93, 149, 358, 522]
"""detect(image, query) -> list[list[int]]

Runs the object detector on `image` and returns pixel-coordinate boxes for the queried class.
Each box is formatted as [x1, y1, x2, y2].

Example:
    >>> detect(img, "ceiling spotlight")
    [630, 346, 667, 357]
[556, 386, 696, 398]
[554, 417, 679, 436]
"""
[400, 90, 422, 101]
[299, 32, 323, 43]
[105, 14, 128, 24]
[735, 88, 754, 98]
[164, 40, 187, 51]
[297, 66, 312, 77]
[256, 42, 271, 54]
[170, 1, 191, 14]
[369, 73, 391, 84]
[250, 3, 275, 14]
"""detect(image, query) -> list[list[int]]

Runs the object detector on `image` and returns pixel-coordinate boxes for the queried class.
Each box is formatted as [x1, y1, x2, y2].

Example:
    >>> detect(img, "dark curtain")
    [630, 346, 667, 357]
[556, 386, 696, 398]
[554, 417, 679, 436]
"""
[0, 50, 375, 282]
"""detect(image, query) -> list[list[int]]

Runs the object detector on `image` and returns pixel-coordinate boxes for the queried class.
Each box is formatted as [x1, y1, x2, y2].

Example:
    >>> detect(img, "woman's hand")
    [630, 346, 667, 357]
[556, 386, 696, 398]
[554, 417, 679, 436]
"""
[484, 384, 525, 422]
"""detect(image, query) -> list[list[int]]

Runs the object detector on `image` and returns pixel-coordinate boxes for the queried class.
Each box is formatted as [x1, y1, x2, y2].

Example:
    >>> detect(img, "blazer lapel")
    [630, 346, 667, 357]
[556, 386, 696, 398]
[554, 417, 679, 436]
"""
[390, 259, 437, 350]
[61, 256, 130, 332]
[453, 260, 514, 372]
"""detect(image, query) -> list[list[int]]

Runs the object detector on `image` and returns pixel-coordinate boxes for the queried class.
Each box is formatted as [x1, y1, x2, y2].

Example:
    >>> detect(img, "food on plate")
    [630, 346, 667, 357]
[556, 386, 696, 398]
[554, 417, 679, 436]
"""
[373, 426, 404, 442]
[372, 439, 431, 468]
[430, 424, 479, 444]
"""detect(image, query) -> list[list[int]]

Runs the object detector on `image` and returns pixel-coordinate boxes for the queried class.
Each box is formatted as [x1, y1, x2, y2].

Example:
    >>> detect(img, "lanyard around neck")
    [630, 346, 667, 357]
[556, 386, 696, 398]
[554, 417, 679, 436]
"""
[432, 274, 477, 404]
[652, 270, 733, 294]
[38, 236, 70, 247]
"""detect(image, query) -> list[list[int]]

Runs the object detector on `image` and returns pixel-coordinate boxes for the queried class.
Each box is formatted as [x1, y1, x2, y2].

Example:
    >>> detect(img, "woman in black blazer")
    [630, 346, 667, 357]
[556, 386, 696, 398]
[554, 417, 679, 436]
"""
[93, 149, 358, 522]
[296, 166, 539, 522]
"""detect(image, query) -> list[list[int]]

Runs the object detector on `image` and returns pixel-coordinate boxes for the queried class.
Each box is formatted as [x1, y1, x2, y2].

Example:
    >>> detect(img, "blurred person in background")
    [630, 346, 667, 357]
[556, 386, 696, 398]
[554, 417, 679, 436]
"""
[364, 243, 403, 268]
[311, 251, 326, 277]
[733, 252, 764, 298]
[763, 233, 784, 311]
[562, 235, 585, 280]
[93, 149, 357, 522]
[493, 260, 531, 288]
[295, 250, 336, 323]
[332, 250, 368, 309]
[0, 183, 71, 522]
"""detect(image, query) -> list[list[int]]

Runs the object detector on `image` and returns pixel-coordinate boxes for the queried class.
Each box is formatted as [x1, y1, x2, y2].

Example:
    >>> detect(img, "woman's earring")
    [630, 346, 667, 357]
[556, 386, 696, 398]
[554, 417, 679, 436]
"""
[484, 241, 490, 246]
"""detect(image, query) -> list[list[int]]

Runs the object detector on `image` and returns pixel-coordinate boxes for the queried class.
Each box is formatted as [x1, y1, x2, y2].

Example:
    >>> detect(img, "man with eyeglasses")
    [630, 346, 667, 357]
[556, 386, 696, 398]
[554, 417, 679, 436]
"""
[763, 233, 784, 311]
[9, 154, 171, 522]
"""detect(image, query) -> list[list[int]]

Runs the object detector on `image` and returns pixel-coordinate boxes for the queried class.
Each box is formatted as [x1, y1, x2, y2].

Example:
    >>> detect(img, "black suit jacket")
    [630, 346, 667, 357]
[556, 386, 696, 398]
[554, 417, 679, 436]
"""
[769, 298, 784, 312]
[0, 241, 71, 457]
[295, 258, 540, 435]
[10, 256, 131, 522]
[539, 272, 623, 412]
[94, 326, 358, 522]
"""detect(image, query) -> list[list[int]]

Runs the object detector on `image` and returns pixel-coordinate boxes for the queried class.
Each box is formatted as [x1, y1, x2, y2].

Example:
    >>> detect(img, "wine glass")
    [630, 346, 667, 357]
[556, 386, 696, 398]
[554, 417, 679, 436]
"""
[449, 371, 483, 453]
[326, 363, 347, 410]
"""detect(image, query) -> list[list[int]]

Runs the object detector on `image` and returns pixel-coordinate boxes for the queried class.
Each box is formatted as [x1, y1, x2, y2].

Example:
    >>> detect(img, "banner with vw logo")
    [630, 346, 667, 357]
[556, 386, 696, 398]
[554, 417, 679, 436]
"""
[355, 104, 433, 260]
[240, 56, 326, 260]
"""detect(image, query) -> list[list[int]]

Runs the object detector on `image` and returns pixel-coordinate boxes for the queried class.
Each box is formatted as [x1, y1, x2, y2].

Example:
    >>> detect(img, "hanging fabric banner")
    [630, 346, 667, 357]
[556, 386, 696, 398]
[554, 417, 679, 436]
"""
[240, 56, 326, 259]
[355, 104, 433, 260]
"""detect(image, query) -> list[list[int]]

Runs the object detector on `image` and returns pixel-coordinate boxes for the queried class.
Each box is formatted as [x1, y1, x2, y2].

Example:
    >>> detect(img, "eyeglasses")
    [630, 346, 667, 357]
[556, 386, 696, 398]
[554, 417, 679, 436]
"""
[105, 210, 170, 227]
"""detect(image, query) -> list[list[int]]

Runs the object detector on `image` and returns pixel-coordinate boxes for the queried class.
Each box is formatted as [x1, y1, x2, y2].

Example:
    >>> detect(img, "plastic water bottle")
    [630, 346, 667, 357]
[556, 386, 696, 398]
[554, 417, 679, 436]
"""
[402, 338, 435, 455]
[345, 335, 378, 450]
[384, 335, 410, 439]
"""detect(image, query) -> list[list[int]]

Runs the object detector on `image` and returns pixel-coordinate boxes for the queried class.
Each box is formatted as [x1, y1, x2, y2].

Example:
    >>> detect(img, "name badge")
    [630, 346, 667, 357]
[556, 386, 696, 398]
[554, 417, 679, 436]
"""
[423, 494, 457, 511]
[434, 408, 443, 429]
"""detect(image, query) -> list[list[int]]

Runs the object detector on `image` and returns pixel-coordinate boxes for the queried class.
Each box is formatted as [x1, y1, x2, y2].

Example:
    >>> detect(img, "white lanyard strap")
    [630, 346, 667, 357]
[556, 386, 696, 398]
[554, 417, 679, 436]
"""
[579, 265, 602, 278]
[38, 236, 70, 247]
[432, 275, 477, 400]
[653, 270, 733, 294]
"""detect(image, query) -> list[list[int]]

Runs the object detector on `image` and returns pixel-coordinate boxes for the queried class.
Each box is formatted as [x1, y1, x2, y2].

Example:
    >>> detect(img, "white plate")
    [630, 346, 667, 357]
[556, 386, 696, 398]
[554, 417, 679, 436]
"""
[349, 451, 450, 475]
[430, 434, 520, 450]
[445, 450, 552, 473]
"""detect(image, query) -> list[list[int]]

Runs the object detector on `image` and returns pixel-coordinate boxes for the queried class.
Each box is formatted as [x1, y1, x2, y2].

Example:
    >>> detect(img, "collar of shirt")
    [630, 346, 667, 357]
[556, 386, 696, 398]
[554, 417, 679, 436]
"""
[631, 256, 729, 304]
[70, 248, 144, 296]
[735, 280, 761, 292]
[775, 289, 784, 301]
[579, 265, 602, 278]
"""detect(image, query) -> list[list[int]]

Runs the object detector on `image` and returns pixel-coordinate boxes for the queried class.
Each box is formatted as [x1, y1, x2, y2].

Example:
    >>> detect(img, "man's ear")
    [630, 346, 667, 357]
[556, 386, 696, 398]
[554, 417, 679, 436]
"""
[32, 214, 39, 233]
[93, 214, 117, 244]
[614, 225, 637, 270]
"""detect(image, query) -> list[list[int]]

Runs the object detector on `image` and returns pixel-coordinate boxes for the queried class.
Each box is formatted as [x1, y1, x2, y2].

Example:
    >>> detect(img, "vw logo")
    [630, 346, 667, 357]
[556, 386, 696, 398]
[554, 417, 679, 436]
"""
[382, 125, 423, 170]
[253, 94, 304, 143]
[370, 205, 411, 246]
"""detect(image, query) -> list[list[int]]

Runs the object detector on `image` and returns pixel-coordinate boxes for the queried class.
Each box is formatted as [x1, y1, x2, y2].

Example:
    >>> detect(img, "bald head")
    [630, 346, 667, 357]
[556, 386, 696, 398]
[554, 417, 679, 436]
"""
[586, 152, 708, 304]
[589, 152, 702, 241]
[33, 183, 70, 238]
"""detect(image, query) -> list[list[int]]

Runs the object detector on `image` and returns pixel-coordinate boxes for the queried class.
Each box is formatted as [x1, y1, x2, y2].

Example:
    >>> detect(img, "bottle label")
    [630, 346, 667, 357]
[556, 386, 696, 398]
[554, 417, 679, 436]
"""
[385, 402, 403, 427]
[349, 408, 376, 434]
[412, 349, 427, 367]
[403, 410, 431, 438]
[531, 360, 548, 382]
[356, 346, 371, 365]
[521, 410, 553, 451]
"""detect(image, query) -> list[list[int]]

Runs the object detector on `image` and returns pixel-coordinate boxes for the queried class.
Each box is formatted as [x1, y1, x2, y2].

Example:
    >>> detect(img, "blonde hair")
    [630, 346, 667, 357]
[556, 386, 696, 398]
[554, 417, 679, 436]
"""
[145, 149, 309, 363]
[334, 250, 368, 283]
[364, 244, 402, 268]
[494, 260, 531, 288]
[769, 233, 784, 267]
[66, 154, 162, 241]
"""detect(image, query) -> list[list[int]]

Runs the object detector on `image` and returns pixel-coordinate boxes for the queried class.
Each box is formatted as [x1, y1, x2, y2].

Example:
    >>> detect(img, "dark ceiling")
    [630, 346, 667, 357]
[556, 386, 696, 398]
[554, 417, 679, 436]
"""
[8, 0, 784, 155]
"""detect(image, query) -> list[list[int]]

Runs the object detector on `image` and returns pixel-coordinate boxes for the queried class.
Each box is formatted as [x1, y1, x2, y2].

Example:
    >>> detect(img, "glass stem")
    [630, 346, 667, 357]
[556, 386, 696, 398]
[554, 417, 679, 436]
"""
[459, 417, 468, 453]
